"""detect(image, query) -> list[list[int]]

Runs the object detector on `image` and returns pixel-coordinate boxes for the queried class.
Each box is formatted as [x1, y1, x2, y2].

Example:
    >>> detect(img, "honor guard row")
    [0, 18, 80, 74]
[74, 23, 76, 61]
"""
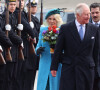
[0, 0, 40, 90]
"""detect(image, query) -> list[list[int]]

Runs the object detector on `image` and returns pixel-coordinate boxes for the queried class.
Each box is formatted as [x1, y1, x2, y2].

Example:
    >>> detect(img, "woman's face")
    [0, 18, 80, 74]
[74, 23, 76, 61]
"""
[47, 15, 57, 27]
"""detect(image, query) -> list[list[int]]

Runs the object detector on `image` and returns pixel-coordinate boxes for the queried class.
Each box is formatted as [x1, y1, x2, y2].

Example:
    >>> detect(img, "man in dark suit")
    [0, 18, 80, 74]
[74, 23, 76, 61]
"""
[90, 3, 100, 90]
[50, 3, 100, 90]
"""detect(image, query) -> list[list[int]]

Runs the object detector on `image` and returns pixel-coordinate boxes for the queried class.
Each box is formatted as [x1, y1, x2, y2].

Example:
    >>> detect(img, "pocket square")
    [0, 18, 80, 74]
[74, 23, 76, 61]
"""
[91, 36, 95, 39]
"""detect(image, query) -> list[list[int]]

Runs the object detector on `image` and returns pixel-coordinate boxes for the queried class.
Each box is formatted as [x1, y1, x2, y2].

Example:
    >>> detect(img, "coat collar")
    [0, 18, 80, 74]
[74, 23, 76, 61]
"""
[69, 21, 93, 55]
[70, 20, 82, 44]
[70, 21, 92, 46]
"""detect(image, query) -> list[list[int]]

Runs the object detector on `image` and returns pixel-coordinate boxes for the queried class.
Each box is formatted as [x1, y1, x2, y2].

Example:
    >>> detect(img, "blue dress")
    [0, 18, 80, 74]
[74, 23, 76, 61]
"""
[36, 26, 62, 90]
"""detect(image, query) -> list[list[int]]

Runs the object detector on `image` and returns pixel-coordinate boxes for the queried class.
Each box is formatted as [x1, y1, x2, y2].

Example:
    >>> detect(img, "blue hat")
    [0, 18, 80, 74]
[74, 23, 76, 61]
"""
[45, 8, 61, 19]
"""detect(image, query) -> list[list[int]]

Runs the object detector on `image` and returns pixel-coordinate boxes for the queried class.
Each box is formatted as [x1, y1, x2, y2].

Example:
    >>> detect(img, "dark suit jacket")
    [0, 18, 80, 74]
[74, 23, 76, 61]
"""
[51, 20, 100, 90]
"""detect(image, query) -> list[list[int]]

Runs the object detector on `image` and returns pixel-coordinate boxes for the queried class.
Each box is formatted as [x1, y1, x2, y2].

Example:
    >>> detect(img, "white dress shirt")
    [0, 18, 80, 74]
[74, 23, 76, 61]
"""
[92, 20, 100, 27]
[75, 19, 86, 37]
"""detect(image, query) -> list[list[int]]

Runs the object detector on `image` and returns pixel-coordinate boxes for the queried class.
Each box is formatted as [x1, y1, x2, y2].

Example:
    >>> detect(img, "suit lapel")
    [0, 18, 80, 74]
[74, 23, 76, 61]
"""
[70, 21, 82, 45]
[70, 22, 91, 45]
[82, 24, 90, 42]
[70, 22, 92, 55]
[78, 23, 92, 52]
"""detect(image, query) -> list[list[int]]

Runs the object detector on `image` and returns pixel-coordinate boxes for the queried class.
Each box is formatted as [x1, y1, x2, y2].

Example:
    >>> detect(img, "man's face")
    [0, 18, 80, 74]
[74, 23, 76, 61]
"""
[8, 2, 16, 13]
[77, 7, 90, 24]
[16, 0, 24, 10]
[91, 7, 100, 22]
[31, 6, 37, 14]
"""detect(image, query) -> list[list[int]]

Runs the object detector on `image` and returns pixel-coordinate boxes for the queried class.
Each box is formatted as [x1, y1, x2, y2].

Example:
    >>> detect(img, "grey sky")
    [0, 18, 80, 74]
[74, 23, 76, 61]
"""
[37, 0, 100, 12]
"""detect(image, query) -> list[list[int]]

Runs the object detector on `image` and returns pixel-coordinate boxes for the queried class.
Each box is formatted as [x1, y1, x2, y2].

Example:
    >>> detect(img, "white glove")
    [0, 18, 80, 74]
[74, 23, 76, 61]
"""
[5, 24, 11, 31]
[21, 42, 24, 48]
[10, 47, 11, 50]
[17, 24, 23, 31]
[0, 45, 3, 52]
[29, 22, 34, 29]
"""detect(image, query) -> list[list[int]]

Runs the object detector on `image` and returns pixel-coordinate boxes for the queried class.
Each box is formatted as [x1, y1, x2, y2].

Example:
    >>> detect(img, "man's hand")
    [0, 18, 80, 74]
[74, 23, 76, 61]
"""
[33, 37, 36, 44]
[51, 70, 57, 77]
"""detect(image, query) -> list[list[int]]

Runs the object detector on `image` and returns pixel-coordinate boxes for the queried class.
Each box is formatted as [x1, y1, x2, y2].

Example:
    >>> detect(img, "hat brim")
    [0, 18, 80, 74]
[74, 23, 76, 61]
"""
[27, 3, 37, 7]
[31, 4, 37, 7]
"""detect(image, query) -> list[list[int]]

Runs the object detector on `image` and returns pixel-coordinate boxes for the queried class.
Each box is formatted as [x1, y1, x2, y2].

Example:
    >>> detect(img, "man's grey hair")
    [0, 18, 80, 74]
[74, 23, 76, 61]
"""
[75, 3, 89, 16]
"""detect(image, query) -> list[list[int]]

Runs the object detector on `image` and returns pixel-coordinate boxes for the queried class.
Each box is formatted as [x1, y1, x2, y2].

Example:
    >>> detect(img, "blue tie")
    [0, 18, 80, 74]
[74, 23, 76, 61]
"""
[79, 25, 84, 40]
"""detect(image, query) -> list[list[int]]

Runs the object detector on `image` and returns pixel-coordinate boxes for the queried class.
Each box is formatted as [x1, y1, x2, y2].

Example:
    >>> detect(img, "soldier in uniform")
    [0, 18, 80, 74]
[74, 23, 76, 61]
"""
[26, 0, 40, 34]
[25, 0, 40, 89]
[1, 0, 23, 90]
[0, 16, 13, 90]
[14, 0, 35, 90]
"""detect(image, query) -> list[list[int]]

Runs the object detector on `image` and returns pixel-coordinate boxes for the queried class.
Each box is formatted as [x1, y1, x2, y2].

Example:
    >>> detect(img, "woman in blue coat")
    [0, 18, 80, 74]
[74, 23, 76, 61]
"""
[36, 9, 63, 90]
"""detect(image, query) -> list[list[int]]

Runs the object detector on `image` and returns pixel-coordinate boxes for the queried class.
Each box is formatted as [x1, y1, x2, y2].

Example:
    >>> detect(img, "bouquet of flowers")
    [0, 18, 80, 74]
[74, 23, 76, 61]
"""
[42, 25, 60, 53]
[42, 25, 60, 45]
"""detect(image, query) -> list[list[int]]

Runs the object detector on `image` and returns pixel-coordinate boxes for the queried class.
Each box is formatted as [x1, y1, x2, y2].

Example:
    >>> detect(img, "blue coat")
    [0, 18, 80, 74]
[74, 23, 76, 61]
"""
[36, 26, 62, 90]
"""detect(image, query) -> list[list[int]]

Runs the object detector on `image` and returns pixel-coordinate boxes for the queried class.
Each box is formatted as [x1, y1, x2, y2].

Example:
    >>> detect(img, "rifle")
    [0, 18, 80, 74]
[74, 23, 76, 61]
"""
[28, 0, 35, 54]
[0, 49, 6, 65]
[40, 0, 43, 25]
[5, 0, 12, 61]
[17, 0, 24, 60]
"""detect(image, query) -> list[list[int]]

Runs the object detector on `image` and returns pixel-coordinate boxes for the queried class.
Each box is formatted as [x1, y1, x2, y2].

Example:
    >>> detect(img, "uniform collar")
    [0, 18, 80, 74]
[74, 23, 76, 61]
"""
[92, 20, 100, 25]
